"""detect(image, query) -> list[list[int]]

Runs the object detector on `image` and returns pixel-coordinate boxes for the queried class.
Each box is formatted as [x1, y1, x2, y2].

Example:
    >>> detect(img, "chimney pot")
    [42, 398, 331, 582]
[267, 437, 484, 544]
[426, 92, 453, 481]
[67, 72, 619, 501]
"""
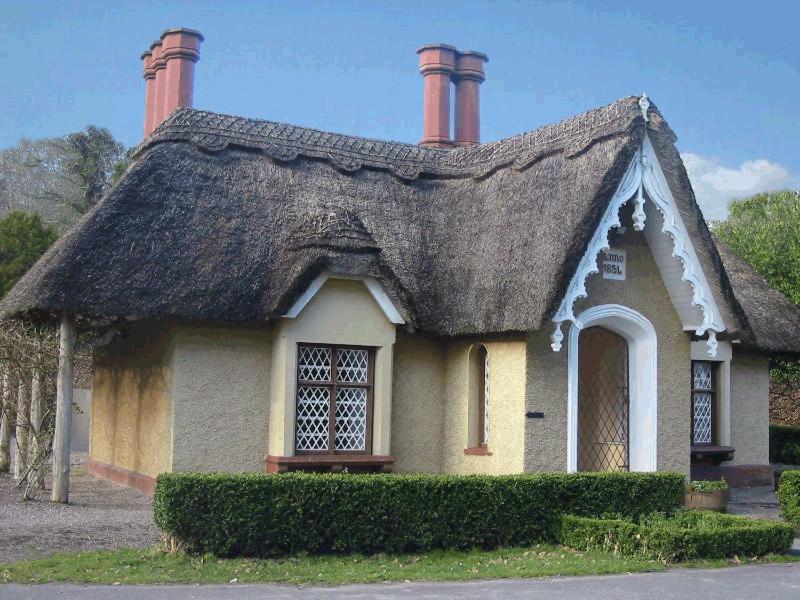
[148, 41, 166, 135]
[141, 50, 155, 137]
[417, 44, 457, 148]
[141, 29, 202, 139]
[454, 50, 488, 146]
[160, 28, 203, 122]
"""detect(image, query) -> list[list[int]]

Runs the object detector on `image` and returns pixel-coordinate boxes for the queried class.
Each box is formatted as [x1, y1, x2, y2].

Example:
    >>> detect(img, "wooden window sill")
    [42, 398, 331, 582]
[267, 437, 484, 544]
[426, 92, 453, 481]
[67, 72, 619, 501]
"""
[690, 445, 734, 463]
[266, 454, 394, 473]
[464, 446, 492, 456]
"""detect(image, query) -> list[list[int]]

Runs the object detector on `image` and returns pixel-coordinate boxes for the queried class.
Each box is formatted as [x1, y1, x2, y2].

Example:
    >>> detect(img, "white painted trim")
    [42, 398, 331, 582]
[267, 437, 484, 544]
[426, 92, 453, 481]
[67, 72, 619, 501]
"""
[567, 304, 658, 473]
[551, 134, 725, 357]
[282, 272, 406, 324]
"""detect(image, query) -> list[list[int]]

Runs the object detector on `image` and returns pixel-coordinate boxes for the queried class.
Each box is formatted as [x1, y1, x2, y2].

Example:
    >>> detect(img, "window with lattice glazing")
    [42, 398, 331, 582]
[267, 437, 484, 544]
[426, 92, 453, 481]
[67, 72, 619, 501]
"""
[295, 344, 374, 454]
[691, 361, 717, 445]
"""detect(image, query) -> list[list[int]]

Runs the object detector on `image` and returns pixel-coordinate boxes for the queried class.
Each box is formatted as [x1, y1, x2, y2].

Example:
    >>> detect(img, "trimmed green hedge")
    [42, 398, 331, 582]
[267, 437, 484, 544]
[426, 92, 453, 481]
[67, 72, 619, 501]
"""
[154, 471, 685, 557]
[559, 511, 794, 563]
[770, 425, 800, 465]
[778, 470, 800, 526]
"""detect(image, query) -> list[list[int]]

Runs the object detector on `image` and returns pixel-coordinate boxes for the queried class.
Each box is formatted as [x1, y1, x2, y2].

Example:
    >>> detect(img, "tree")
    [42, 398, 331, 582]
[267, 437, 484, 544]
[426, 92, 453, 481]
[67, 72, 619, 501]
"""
[0, 211, 58, 297]
[714, 190, 800, 404]
[0, 127, 128, 227]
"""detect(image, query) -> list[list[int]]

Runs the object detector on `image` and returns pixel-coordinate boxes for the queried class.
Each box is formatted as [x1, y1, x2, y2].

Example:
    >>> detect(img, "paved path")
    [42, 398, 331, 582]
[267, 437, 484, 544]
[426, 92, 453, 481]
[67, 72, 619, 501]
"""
[728, 485, 782, 520]
[3, 563, 800, 599]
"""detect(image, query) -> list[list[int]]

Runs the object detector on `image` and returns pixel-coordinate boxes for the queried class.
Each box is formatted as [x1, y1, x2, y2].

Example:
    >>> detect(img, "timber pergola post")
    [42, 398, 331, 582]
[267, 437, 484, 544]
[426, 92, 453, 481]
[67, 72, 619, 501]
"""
[51, 313, 75, 503]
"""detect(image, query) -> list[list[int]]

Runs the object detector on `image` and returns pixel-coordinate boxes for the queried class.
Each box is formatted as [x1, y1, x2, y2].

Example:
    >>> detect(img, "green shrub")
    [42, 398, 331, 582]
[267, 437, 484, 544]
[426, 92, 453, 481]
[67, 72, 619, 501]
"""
[154, 471, 685, 557]
[778, 470, 800, 526]
[689, 480, 729, 492]
[559, 511, 794, 563]
[770, 425, 800, 464]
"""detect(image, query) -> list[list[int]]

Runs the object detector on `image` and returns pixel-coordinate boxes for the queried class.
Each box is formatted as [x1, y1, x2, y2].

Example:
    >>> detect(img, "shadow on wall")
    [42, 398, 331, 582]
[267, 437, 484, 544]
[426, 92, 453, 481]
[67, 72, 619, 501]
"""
[71, 388, 92, 452]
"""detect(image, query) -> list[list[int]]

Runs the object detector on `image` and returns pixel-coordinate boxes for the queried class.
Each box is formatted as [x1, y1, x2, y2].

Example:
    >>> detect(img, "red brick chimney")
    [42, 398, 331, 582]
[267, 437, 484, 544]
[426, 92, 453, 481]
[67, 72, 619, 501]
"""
[453, 51, 488, 146]
[140, 49, 155, 137]
[148, 40, 166, 136]
[142, 29, 203, 138]
[417, 44, 457, 148]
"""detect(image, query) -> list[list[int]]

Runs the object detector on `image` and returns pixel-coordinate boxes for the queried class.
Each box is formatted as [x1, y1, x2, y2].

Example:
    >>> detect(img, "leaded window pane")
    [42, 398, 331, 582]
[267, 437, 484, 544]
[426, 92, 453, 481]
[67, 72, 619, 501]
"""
[296, 386, 330, 451]
[483, 353, 490, 444]
[295, 344, 373, 455]
[335, 387, 368, 451]
[693, 392, 712, 444]
[337, 349, 369, 383]
[298, 346, 331, 381]
[693, 362, 713, 390]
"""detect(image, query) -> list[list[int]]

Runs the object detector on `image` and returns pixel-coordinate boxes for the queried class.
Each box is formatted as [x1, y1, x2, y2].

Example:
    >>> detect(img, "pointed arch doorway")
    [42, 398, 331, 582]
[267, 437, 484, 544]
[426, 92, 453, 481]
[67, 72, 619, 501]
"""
[577, 326, 630, 472]
[567, 304, 658, 472]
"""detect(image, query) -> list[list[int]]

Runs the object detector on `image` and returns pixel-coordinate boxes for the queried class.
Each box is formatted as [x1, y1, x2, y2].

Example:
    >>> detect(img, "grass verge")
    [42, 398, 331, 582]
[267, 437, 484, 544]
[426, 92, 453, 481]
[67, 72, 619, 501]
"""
[1, 546, 798, 586]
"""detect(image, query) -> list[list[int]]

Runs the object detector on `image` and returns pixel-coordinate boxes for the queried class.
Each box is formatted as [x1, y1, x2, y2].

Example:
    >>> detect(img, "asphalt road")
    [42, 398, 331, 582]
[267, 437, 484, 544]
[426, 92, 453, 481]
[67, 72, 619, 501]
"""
[3, 563, 800, 599]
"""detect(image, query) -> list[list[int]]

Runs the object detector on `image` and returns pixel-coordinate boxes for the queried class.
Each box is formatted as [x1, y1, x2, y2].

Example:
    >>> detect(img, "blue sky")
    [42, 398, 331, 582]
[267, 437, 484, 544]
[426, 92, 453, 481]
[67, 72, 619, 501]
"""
[2, 0, 798, 219]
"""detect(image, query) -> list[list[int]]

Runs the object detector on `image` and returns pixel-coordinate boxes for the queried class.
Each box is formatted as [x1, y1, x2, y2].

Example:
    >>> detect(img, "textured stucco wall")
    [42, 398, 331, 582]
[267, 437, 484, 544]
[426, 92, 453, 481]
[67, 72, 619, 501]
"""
[729, 351, 770, 465]
[529, 219, 692, 475]
[525, 329, 570, 471]
[171, 323, 272, 472]
[89, 321, 174, 478]
[391, 331, 445, 472]
[440, 339, 527, 474]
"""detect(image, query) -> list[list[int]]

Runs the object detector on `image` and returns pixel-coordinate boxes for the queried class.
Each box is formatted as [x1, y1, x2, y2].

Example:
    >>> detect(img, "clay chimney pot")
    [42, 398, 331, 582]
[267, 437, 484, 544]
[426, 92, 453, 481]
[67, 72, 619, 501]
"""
[159, 28, 203, 122]
[417, 44, 457, 148]
[453, 50, 488, 146]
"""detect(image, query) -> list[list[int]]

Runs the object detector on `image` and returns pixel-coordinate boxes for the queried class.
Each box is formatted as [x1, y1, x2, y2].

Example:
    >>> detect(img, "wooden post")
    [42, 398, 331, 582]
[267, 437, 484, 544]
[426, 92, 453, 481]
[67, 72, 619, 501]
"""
[13, 376, 29, 481]
[0, 366, 10, 473]
[29, 368, 44, 489]
[51, 314, 75, 503]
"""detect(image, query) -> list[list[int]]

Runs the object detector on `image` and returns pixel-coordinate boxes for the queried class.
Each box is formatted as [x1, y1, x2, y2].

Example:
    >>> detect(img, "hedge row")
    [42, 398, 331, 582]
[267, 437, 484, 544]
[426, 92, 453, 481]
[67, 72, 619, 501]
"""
[778, 470, 800, 526]
[154, 471, 685, 557]
[559, 511, 794, 563]
[770, 424, 800, 465]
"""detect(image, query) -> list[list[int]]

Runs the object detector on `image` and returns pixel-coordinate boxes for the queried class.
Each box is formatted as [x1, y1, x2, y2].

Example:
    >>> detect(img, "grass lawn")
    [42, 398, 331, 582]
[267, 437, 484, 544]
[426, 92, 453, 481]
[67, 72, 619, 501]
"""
[2, 546, 798, 586]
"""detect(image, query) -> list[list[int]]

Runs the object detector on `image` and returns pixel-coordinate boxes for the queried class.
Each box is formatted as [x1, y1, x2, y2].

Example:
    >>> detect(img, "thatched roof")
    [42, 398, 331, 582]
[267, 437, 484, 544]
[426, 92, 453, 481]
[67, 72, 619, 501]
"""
[2, 95, 798, 353]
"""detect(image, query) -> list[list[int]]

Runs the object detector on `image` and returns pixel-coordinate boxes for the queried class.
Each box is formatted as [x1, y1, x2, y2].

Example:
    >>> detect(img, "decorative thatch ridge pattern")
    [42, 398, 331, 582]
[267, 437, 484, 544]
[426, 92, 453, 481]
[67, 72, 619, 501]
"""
[140, 97, 642, 180]
[1, 95, 799, 353]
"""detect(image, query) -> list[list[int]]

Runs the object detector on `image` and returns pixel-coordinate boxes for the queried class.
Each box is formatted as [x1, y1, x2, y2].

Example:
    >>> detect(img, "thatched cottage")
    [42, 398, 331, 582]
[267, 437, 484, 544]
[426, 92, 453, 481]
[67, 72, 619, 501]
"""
[3, 30, 799, 494]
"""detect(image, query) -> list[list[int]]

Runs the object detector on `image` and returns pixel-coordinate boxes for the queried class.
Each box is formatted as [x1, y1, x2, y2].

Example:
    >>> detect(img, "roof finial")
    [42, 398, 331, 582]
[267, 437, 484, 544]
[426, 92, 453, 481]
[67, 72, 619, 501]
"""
[639, 93, 650, 122]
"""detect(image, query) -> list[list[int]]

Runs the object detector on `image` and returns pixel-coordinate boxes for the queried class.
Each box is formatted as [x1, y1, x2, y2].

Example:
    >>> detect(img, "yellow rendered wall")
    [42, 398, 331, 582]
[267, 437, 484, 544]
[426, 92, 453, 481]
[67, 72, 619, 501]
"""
[89, 321, 174, 478]
[170, 323, 272, 472]
[391, 331, 446, 472]
[440, 339, 527, 474]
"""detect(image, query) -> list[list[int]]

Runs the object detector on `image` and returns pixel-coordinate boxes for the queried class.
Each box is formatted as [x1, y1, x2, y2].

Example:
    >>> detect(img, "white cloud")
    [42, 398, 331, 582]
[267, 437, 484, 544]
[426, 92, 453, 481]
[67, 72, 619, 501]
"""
[680, 152, 796, 222]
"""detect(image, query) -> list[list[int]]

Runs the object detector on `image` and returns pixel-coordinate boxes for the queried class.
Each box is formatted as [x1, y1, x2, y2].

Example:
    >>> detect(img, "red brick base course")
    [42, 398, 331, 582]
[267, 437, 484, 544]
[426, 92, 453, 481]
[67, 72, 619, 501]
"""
[85, 458, 156, 496]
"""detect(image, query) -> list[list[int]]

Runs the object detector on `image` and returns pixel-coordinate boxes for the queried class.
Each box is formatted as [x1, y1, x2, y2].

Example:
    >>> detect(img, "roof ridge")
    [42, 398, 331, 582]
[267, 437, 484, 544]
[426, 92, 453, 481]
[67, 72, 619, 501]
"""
[138, 95, 644, 180]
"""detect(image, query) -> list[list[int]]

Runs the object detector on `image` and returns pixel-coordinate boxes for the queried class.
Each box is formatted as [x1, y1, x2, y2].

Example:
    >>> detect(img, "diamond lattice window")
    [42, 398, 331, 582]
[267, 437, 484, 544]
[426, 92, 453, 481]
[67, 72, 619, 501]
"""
[577, 327, 630, 472]
[692, 361, 716, 445]
[295, 345, 373, 454]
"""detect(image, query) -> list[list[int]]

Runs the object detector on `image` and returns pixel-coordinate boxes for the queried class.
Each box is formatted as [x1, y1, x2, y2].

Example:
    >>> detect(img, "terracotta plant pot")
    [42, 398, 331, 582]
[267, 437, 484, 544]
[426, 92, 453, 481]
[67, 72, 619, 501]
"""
[684, 486, 730, 512]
